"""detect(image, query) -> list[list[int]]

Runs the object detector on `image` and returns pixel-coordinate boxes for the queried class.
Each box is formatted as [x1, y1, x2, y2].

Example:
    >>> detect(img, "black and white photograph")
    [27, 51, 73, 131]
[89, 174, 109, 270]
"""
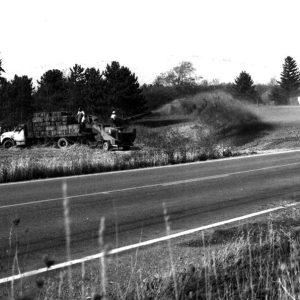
[1, 0, 300, 299]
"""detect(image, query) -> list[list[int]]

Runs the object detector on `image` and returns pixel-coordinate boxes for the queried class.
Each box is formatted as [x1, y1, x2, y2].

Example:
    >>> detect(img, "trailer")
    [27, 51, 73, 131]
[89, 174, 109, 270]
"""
[0, 111, 136, 150]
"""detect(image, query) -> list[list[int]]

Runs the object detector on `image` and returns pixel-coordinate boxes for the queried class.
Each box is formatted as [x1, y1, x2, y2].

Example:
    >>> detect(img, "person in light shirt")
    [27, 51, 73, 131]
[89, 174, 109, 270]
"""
[77, 108, 85, 124]
[110, 110, 116, 121]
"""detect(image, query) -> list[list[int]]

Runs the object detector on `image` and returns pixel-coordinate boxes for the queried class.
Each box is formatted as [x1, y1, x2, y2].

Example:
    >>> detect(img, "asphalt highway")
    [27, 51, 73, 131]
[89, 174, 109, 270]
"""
[1, 150, 300, 276]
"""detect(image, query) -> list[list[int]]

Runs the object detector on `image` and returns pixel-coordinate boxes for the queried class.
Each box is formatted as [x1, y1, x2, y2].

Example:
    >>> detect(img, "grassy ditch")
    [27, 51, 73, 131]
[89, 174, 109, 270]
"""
[0, 91, 265, 183]
[3, 207, 300, 299]
[0, 142, 235, 184]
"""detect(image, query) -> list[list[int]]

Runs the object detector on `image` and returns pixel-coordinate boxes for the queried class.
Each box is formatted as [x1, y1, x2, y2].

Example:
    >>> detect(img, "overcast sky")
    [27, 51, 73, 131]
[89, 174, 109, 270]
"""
[1, 0, 300, 85]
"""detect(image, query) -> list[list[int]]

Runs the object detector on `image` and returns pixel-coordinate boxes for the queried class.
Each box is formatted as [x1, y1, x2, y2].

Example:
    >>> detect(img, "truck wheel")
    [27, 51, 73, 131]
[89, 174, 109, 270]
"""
[3, 139, 14, 149]
[103, 141, 111, 151]
[57, 138, 69, 149]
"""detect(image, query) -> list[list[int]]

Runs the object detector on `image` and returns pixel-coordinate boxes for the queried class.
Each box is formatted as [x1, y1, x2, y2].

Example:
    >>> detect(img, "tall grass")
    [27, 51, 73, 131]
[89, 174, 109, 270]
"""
[4, 215, 300, 299]
[0, 142, 234, 184]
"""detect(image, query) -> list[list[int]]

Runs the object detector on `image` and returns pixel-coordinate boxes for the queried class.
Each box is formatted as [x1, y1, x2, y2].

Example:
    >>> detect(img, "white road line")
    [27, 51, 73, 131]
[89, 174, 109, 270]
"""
[1, 149, 300, 187]
[0, 201, 298, 284]
[1, 161, 300, 209]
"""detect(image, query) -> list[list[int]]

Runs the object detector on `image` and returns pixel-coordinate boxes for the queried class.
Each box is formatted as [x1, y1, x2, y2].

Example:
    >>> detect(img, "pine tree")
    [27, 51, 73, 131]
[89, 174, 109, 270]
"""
[67, 64, 86, 110]
[232, 71, 259, 102]
[0, 77, 11, 124]
[9, 75, 34, 122]
[103, 61, 147, 117]
[83, 67, 106, 115]
[35, 69, 68, 111]
[269, 84, 287, 105]
[278, 56, 300, 97]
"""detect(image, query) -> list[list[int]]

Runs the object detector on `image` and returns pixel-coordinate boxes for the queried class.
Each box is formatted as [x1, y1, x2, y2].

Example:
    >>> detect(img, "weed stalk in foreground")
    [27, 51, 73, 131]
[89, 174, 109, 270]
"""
[163, 202, 179, 300]
[98, 216, 107, 299]
[63, 181, 73, 296]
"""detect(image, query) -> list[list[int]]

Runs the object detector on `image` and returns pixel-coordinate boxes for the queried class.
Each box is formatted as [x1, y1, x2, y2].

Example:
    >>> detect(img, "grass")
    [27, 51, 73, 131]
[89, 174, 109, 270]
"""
[0, 91, 263, 184]
[4, 206, 300, 299]
[0, 142, 235, 184]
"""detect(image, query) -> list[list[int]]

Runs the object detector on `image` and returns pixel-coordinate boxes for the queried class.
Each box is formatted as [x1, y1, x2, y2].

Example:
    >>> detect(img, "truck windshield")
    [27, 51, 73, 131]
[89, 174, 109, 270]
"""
[14, 126, 23, 132]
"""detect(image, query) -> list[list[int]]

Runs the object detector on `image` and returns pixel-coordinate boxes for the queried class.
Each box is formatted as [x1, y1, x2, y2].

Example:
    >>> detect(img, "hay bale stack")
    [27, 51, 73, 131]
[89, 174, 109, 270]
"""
[31, 112, 79, 138]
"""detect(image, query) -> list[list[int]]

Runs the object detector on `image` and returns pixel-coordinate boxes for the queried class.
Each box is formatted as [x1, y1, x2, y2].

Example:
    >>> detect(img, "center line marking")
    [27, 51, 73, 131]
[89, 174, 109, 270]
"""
[1, 161, 300, 209]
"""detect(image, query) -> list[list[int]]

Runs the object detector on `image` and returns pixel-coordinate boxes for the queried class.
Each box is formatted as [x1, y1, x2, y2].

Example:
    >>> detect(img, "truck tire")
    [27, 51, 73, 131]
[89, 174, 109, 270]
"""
[103, 141, 111, 151]
[3, 139, 14, 149]
[57, 138, 69, 149]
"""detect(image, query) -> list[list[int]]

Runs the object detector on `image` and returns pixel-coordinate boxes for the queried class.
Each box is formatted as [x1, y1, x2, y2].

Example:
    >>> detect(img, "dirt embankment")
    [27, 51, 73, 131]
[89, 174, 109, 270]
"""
[232, 105, 300, 152]
[154, 93, 300, 153]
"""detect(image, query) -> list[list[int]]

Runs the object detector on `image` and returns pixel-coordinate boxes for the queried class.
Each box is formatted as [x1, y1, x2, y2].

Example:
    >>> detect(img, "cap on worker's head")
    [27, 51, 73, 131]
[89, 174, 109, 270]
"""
[78, 108, 81, 111]
[112, 110, 116, 114]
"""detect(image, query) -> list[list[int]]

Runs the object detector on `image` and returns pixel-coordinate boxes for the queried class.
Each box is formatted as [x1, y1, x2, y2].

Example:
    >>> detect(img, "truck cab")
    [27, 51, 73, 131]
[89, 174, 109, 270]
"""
[0, 124, 26, 148]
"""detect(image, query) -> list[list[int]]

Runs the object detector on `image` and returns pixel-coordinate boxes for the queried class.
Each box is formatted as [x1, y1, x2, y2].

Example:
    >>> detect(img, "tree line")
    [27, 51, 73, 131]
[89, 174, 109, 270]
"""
[0, 60, 147, 126]
[147, 56, 300, 107]
[0, 55, 300, 127]
[231, 56, 300, 105]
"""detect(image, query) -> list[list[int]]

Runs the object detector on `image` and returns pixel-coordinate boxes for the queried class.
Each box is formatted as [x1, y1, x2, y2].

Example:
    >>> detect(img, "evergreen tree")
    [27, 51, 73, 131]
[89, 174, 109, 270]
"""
[232, 71, 259, 102]
[83, 67, 106, 116]
[269, 85, 287, 105]
[0, 58, 10, 124]
[35, 69, 68, 111]
[103, 61, 147, 117]
[9, 75, 34, 122]
[0, 75, 34, 125]
[67, 64, 86, 110]
[0, 77, 11, 124]
[278, 56, 300, 98]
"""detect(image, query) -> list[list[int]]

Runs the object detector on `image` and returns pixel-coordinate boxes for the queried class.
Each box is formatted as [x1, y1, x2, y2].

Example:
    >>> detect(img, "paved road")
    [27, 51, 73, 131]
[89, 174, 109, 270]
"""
[1, 150, 300, 276]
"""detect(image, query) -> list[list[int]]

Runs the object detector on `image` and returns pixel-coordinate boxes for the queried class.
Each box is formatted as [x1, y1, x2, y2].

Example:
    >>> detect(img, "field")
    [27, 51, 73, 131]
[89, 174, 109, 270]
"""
[2, 93, 300, 299]
[0, 91, 267, 184]
[2, 93, 300, 184]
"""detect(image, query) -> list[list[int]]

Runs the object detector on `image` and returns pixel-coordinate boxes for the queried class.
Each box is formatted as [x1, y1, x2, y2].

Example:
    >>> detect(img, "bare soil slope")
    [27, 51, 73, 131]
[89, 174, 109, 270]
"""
[235, 105, 300, 151]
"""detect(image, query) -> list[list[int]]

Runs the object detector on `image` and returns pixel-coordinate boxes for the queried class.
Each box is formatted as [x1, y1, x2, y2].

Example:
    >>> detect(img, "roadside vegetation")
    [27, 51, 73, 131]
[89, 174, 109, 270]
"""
[0, 91, 264, 184]
[3, 206, 300, 299]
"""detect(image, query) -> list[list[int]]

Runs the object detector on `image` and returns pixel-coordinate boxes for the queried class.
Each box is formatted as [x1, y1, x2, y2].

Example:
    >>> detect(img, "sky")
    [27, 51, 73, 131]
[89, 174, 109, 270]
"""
[1, 0, 300, 85]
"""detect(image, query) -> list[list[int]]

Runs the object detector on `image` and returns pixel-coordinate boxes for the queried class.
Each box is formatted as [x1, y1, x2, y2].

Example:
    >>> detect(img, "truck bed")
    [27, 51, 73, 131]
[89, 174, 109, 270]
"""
[26, 111, 82, 139]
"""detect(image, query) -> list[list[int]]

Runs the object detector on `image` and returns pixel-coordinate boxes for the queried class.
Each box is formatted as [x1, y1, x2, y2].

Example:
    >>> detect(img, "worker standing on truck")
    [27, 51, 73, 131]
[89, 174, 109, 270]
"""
[110, 110, 123, 127]
[110, 110, 116, 122]
[77, 108, 86, 132]
[77, 108, 85, 124]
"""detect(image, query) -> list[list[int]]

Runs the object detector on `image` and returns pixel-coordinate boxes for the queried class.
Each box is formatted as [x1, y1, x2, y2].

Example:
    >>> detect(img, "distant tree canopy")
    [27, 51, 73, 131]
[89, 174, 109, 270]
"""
[232, 71, 259, 102]
[5, 54, 300, 127]
[31, 62, 147, 119]
[154, 61, 200, 89]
